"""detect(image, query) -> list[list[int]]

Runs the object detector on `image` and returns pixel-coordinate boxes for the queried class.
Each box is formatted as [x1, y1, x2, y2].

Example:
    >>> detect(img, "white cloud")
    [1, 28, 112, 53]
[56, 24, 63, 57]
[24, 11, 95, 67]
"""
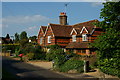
[27, 26, 37, 31]
[91, 2, 103, 7]
[2, 15, 50, 25]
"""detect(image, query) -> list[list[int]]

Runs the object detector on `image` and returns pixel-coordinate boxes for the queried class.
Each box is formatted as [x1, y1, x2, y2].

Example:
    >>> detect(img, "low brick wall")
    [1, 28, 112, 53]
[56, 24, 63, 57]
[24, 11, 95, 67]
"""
[0, 53, 10, 56]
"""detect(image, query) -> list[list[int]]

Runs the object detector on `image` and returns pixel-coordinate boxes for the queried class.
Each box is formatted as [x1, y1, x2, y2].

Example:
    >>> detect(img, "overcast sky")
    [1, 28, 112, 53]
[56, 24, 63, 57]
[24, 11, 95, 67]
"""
[1, 2, 103, 37]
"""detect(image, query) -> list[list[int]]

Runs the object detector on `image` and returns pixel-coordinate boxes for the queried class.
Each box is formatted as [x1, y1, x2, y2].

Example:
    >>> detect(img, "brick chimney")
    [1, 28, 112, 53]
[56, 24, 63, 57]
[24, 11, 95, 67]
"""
[59, 12, 67, 25]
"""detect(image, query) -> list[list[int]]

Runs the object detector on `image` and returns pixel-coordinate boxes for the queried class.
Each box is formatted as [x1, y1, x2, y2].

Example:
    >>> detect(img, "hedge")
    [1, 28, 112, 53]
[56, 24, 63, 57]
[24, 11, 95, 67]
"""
[2, 44, 20, 53]
[59, 58, 84, 73]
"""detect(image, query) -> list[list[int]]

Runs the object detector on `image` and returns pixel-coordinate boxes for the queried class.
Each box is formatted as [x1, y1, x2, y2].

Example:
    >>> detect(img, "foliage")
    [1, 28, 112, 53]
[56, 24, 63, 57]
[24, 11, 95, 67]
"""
[19, 39, 29, 48]
[14, 33, 19, 43]
[46, 45, 81, 72]
[2, 44, 20, 53]
[26, 53, 35, 60]
[18, 44, 46, 60]
[91, 1, 120, 77]
[6, 34, 10, 39]
[33, 46, 46, 60]
[20, 31, 28, 40]
[98, 58, 120, 77]
[59, 58, 84, 73]
[46, 45, 64, 61]
[96, 1, 120, 30]
[29, 36, 37, 41]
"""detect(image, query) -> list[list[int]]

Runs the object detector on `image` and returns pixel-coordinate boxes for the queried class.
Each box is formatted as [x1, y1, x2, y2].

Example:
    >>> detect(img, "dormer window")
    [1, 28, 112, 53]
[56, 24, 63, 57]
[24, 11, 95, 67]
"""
[72, 35, 76, 42]
[48, 36, 51, 43]
[40, 37, 43, 44]
[82, 34, 87, 41]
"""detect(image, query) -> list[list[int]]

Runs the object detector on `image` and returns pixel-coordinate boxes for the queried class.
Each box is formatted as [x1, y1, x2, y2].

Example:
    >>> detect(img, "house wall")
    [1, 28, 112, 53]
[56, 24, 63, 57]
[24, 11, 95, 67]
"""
[55, 37, 70, 47]
[37, 29, 45, 46]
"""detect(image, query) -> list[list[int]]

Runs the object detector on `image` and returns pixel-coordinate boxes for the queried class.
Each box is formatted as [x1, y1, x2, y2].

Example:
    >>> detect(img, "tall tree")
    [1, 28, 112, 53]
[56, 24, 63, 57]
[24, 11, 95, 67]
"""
[19, 31, 28, 47]
[14, 33, 19, 43]
[92, 1, 120, 77]
[20, 31, 28, 40]
[6, 34, 10, 39]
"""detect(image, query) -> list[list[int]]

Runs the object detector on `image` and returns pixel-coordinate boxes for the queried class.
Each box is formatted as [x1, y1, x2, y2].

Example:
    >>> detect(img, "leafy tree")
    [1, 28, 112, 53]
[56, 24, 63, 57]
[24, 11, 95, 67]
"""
[14, 33, 19, 43]
[19, 31, 28, 47]
[91, 1, 120, 77]
[6, 34, 10, 39]
[20, 31, 28, 40]
[29, 36, 37, 41]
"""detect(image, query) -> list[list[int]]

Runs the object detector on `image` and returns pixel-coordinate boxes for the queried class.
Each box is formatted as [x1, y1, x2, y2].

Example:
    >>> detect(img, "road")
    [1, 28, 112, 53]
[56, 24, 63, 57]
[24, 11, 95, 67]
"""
[2, 56, 114, 80]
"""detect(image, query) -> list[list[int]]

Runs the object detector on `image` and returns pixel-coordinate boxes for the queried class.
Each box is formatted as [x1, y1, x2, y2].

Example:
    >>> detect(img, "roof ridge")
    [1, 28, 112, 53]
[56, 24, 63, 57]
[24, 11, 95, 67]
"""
[73, 19, 98, 26]
[49, 23, 73, 27]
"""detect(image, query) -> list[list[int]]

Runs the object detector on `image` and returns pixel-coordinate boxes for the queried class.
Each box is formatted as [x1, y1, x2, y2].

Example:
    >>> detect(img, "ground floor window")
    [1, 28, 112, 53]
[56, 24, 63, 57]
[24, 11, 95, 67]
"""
[77, 49, 86, 53]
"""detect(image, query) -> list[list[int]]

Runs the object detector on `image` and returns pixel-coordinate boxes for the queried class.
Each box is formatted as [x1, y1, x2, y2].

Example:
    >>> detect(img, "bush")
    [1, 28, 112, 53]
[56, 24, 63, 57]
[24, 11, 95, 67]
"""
[59, 58, 84, 72]
[98, 58, 120, 78]
[2, 44, 20, 53]
[26, 53, 34, 60]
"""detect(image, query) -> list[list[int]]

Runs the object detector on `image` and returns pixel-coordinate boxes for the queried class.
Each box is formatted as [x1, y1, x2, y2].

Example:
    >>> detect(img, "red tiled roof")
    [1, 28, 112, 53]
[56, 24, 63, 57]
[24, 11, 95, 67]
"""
[73, 19, 99, 33]
[49, 23, 73, 37]
[41, 20, 99, 37]
[66, 42, 89, 48]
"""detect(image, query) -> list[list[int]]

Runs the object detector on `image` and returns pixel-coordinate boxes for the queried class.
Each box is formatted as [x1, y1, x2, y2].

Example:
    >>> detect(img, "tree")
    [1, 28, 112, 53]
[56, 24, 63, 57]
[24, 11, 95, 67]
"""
[20, 31, 28, 40]
[6, 34, 10, 39]
[14, 33, 19, 43]
[92, 1, 120, 77]
[29, 36, 37, 41]
[19, 31, 28, 47]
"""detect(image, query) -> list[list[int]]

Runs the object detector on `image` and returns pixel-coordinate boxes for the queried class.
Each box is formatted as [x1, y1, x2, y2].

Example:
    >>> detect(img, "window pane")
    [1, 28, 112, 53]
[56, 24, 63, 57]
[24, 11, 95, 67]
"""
[72, 35, 76, 42]
[48, 36, 51, 43]
[82, 34, 87, 41]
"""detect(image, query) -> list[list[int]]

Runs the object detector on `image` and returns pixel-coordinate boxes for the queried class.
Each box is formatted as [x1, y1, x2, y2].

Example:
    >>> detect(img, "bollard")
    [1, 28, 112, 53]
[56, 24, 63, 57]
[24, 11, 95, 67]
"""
[84, 60, 89, 73]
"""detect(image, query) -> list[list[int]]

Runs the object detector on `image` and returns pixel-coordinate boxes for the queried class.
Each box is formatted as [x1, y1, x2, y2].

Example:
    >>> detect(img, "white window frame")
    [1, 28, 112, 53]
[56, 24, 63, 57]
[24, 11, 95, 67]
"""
[40, 37, 43, 44]
[48, 36, 51, 43]
[82, 34, 88, 41]
[72, 35, 76, 42]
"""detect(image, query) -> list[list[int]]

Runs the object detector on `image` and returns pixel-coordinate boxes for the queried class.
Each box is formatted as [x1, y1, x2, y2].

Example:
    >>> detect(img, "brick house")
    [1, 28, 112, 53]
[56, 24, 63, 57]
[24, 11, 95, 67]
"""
[37, 12, 103, 55]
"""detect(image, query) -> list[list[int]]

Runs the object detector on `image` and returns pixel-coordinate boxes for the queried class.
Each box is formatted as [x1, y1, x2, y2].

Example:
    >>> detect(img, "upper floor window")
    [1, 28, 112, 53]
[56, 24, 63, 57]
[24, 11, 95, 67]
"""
[72, 35, 76, 42]
[48, 36, 51, 43]
[82, 34, 88, 41]
[40, 37, 43, 44]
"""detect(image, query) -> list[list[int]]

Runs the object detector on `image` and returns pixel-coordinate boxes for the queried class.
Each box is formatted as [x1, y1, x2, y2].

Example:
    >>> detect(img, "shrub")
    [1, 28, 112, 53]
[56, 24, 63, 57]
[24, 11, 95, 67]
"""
[59, 58, 84, 72]
[26, 53, 34, 60]
[2, 44, 20, 53]
[98, 58, 120, 78]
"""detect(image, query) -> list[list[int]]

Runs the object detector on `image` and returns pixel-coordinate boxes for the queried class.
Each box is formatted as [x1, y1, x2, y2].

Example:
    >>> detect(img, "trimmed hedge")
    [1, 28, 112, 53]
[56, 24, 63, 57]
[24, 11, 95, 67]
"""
[2, 44, 20, 53]
[59, 58, 84, 73]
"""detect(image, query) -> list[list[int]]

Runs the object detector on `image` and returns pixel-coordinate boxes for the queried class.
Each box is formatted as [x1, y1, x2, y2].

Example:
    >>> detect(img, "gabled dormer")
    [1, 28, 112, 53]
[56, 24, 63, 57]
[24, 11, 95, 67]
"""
[80, 26, 89, 42]
[80, 26, 88, 34]
[70, 28, 77, 42]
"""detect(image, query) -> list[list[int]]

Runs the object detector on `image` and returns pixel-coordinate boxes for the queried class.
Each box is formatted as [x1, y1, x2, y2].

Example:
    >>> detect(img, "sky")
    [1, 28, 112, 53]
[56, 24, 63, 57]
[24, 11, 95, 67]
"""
[1, 2, 104, 37]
